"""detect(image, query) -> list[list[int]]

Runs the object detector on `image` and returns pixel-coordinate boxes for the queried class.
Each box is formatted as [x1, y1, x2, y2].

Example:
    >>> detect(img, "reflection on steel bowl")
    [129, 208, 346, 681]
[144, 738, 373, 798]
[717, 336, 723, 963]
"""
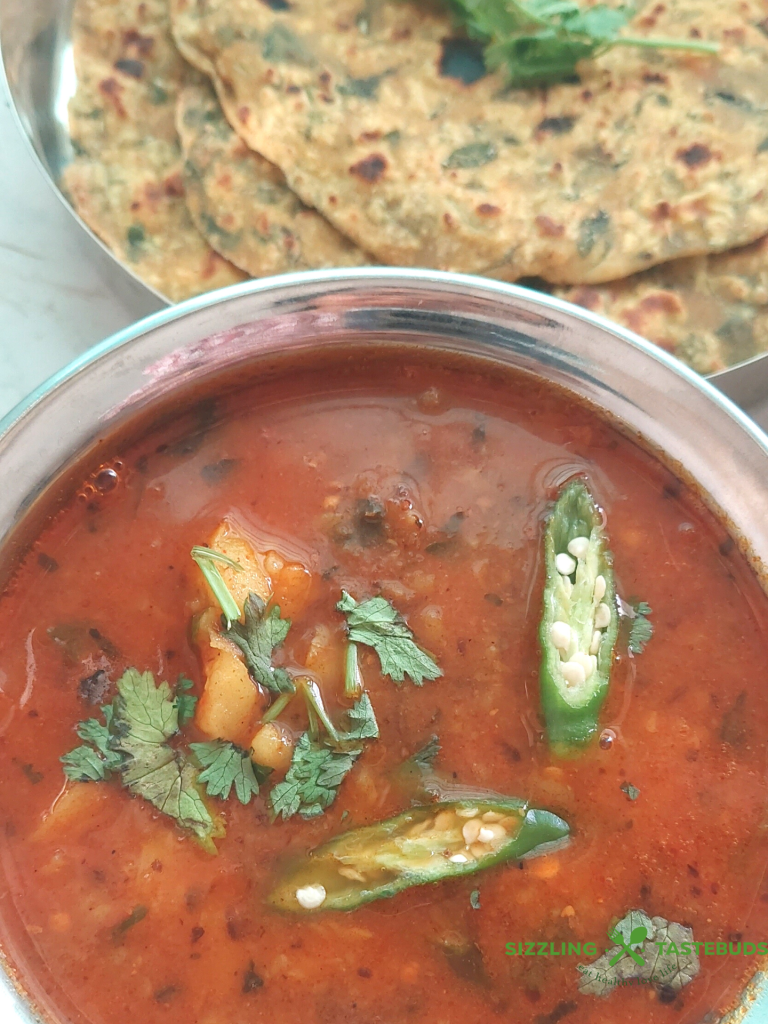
[0, 271, 766, 1024]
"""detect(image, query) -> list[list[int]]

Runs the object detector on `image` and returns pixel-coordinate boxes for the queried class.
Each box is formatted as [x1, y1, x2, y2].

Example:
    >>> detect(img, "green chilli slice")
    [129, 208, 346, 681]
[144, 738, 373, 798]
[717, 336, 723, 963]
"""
[539, 479, 618, 752]
[268, 797, 570, 913]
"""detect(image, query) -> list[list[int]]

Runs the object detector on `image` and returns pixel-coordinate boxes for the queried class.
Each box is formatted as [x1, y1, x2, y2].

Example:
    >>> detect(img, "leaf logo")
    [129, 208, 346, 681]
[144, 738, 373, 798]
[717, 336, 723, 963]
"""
[608, 925, 648, 967]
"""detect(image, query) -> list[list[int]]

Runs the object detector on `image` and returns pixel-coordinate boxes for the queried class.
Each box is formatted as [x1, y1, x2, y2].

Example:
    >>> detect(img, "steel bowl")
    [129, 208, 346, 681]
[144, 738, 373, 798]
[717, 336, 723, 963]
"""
[2, 0, 768, 407]
[0, 269, 767, 1024]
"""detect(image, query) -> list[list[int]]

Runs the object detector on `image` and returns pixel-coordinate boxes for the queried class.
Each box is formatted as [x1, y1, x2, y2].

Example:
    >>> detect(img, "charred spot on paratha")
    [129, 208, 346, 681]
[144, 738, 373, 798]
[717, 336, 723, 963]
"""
[349, 154, 387, 183]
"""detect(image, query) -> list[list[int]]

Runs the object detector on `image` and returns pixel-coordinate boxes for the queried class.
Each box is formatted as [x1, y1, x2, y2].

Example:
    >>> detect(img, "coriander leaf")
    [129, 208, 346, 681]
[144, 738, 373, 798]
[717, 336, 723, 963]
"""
[76, 710, 113, 753]
[316, 747, 360, 791]
[628, 601, 653, 654]
[342, 693, 380, 741]
[408, 735, 441, 770]
[578, 910, 700, 998]
[191, 545, 242, 627]
[270, 732, 361, 820]
[361, 634, 442, 687]
[61, 705, 124, 781]
[60, 667, 222, 850]
[190, 740, 268, 804]
[112, 668, 179, 746]
[444, 0, 718, 89]
[224, 593, 295, 694]
[175, 674, 198, 726]
[61, 744, 115, 782]
[337, 591, 442, 686]
[470, 889, 481, 910]
[620, 781, 640, 801]
[300, 676, 341, 744]
[120, 740, 216, 843]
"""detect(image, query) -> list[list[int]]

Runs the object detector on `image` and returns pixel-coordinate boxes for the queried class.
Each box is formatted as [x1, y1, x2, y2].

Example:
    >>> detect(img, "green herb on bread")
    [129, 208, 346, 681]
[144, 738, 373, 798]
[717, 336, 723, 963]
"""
[444, 0, 719, 88]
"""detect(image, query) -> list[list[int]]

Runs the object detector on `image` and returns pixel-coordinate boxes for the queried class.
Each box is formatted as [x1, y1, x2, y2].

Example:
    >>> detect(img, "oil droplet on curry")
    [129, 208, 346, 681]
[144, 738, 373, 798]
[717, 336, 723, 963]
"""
[0, 352, 766, 1024]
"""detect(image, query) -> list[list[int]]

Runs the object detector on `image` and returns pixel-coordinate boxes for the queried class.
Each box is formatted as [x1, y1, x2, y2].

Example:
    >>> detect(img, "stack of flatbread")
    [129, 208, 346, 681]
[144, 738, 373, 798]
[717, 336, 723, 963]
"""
[63, 0, 768, 372]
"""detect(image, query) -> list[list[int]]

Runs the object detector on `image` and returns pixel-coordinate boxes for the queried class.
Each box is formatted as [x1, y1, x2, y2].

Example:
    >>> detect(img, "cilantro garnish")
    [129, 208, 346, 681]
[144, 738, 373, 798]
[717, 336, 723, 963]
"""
[61, 668, 220, 850]
[175, 674, 198, 726]
[344, 641, 364, 698]
[270, 733, 362, 821]
[628, 601, 653, 654]
[191, 740, 269, 804]
[61, 707, 124, 782]
[191, 545, 242, 627]
[409, 735, 441, 770]
[224, 593, 295, 694]
[343, 692, 380, 741]
[337, 591, 442, 686]
[620, 781, 640, 801]
[120, 741, 215, 844]
[109, 670, 218, 845]
[112, 668, 180, 745]
[445, 0, 718, 89]
[270, 689, 378, 821]
[470, 889, 481, 910]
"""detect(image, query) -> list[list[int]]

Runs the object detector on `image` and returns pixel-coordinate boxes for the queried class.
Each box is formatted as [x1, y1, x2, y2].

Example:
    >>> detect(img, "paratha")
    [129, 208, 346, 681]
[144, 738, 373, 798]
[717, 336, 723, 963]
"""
[176, 81, 369, 276]
[170, 0, 768, 284]
[557, 235, 768, 374]
[64, 0, 246, 301]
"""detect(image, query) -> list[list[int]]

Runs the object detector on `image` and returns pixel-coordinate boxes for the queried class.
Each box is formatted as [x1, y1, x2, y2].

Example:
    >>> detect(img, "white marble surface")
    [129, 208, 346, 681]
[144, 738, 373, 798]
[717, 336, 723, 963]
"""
[2, 87, 768, 430]
[0, 88, 162, 420]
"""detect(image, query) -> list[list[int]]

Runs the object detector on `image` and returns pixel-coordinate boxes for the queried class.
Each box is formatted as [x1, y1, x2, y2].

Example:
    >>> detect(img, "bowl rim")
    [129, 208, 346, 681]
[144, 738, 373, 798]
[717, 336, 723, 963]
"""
[2, 266, 768, 457]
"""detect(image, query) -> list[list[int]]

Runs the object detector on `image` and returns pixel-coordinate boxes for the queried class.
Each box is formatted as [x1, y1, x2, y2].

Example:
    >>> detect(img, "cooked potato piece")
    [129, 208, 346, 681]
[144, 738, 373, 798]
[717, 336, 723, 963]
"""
[32, 783, 115, 842]
[207, 521, 270, 607]
[304, 623, 346, 687]
[194, 609, 262, 744]
[250, 722, 294, 774]
[194, 523, 313, 743]
[272, 560, 313, 619]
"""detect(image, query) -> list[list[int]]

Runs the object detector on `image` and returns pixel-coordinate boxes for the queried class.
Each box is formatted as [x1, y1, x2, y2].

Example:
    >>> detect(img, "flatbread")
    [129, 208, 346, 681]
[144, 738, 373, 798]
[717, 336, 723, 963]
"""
[170, 0, 768, 284]
[557, 235, 768, 373]
[176, 81, 369, 276]
[64, 0, 246, 301]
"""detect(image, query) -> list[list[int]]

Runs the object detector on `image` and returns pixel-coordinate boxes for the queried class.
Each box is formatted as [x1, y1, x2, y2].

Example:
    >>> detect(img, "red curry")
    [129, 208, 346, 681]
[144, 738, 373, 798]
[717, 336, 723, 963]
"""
[0, 352, 766, 1024]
